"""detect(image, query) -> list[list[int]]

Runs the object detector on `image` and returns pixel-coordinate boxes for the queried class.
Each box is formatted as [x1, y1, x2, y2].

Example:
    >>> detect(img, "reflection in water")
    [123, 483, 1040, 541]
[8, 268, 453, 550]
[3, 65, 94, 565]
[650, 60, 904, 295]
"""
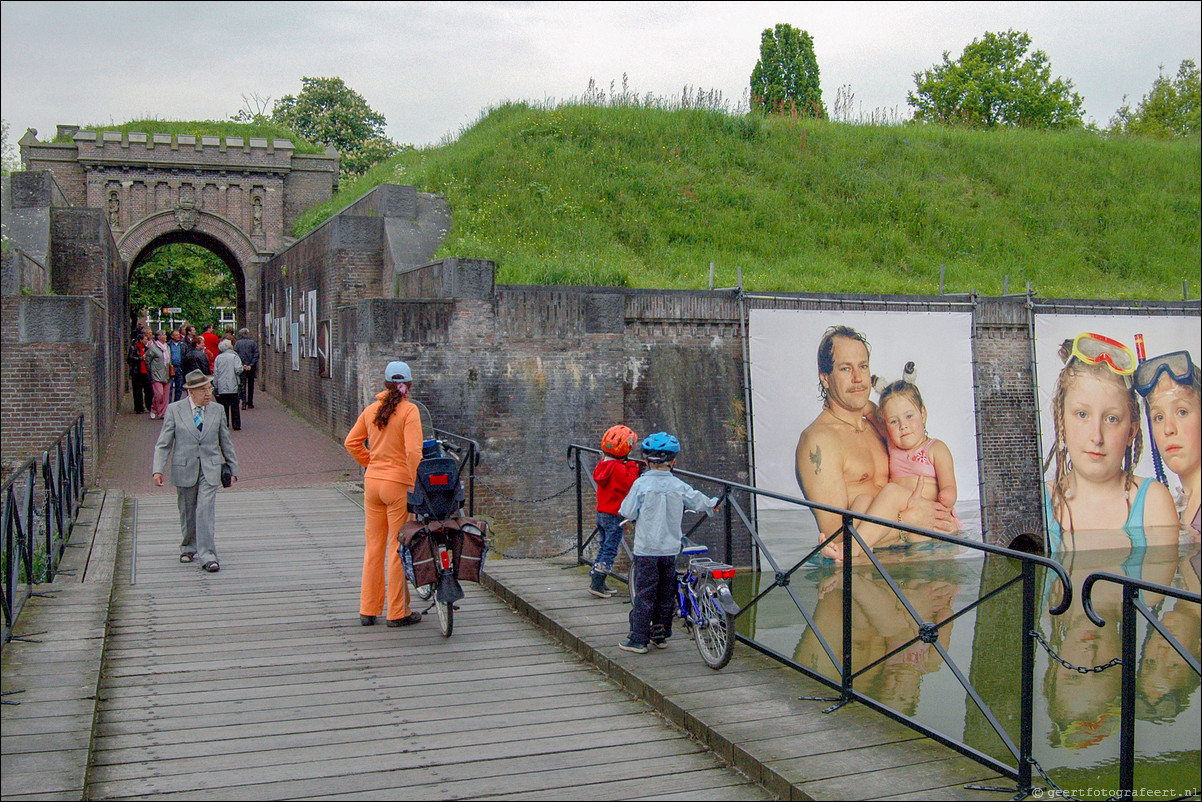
[793, 566, 959, 717]
[742, 509, 1200, 792]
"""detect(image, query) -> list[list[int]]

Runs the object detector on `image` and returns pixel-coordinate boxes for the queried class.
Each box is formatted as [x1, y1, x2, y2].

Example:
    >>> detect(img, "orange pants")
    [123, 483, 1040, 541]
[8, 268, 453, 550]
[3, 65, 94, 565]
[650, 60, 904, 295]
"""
[361, 477, 412, 620]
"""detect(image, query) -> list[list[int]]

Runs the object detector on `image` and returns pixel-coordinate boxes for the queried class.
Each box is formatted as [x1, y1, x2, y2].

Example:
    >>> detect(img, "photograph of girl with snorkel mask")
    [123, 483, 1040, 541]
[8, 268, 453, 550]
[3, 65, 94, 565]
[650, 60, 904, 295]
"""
[1034, 314, 1198, 548]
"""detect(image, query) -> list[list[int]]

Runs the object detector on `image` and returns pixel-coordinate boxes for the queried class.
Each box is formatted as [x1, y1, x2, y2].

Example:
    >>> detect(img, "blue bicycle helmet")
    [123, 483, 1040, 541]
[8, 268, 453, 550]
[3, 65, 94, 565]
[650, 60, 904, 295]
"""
[641, 432, 680, 463]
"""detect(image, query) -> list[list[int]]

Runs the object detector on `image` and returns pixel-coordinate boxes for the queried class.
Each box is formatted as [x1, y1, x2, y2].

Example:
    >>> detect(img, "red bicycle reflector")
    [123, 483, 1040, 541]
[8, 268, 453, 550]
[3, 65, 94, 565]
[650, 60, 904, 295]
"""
[711, 568, 736, 580]
[429, 473, 450, 486]
[439, 548, 452, 570]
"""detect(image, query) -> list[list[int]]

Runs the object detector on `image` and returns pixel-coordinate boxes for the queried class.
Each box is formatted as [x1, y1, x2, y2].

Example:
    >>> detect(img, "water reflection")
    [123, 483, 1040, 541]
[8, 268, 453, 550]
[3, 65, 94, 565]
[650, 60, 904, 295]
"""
[741, 510, 1200, 792]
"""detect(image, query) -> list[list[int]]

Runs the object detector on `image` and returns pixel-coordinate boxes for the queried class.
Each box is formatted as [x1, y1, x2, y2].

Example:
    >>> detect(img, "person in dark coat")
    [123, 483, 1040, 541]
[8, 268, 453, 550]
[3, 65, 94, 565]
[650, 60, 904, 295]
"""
[181, 335, 211, 377]
[233, 328, 260, 409]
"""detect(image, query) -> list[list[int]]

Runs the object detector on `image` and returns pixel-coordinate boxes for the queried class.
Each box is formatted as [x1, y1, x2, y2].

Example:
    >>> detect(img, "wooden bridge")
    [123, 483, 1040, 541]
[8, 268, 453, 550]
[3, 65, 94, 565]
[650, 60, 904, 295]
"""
[2, 393, 1014, 800]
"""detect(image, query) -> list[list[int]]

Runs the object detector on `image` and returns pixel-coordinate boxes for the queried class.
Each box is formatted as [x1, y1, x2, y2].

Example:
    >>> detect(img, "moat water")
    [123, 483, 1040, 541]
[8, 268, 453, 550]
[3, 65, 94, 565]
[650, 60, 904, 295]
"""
[734, 509, 1200, 797]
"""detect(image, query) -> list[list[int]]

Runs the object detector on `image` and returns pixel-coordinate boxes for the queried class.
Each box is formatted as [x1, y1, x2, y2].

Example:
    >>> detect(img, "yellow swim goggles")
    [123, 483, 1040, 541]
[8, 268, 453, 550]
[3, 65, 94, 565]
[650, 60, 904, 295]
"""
[1069, 332, 1136, 376]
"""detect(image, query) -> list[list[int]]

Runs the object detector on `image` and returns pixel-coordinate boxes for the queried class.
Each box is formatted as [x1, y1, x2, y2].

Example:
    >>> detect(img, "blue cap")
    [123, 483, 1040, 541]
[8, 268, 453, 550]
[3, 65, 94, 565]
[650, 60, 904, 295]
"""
[385, 361, 413, 383]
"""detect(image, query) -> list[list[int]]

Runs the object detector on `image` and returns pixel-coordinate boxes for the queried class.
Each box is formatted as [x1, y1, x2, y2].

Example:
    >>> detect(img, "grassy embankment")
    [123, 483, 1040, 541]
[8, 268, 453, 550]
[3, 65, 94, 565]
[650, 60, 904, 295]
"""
[299, 103, 1200, 300]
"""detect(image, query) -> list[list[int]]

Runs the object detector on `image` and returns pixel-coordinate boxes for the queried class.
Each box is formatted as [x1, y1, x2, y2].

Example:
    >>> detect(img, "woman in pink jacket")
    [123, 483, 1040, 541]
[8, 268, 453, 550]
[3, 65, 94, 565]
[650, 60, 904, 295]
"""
[344, 361, 424, 627]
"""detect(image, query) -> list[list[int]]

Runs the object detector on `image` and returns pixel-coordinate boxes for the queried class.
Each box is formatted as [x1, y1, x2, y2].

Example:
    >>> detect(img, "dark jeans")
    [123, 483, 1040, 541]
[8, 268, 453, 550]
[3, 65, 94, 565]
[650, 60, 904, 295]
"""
[130, 371, 152, 413]
[216, 393, 241, 431]
[240, 366, 257, 408]
[627, 554, 676, 645]
[170, 366, 184, 402]
[592, 512, 625, 573]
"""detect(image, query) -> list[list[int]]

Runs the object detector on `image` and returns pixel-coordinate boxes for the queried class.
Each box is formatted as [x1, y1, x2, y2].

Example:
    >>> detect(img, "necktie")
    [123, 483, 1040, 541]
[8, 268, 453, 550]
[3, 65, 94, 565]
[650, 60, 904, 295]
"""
[194, 407, 203, 431]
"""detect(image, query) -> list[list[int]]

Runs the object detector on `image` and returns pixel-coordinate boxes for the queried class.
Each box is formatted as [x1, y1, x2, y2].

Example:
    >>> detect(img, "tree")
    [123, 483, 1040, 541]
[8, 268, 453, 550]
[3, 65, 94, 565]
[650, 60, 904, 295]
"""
[271, 77, 400, 180]
[1, 119, 20, 176]
[1110, 59, 1201, 138]
[750, 24, 825, 117]
[130, 244, 236, 330]
[907, 30, 1084, 129]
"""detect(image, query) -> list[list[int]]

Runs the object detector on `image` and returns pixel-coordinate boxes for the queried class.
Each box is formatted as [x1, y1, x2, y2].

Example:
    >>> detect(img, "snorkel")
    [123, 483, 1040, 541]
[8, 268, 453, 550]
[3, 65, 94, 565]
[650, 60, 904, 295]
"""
[1134, 334, 1168, 487]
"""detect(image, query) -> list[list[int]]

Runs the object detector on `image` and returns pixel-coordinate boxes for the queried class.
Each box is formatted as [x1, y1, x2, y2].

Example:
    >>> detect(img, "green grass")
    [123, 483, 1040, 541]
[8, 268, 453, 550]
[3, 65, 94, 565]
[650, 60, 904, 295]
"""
[55, 119, 326, 154]
[296, 103, 1197, 299]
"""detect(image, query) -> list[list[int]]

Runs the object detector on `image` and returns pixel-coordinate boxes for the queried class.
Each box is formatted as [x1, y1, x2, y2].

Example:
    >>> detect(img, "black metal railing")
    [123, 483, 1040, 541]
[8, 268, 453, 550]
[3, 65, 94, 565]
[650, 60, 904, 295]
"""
[41, 416, 86, 582]
[435, 428, 480, 517]
[566, 443, 1076, 797]
[2, 460, 38, 645]
[1081, 571, 1201, 801]
[1, 415, 88, 646]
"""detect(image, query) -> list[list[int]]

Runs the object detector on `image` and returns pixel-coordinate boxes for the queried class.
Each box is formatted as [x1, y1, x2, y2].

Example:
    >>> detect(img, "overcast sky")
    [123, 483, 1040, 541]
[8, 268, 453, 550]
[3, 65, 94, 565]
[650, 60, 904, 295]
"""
[3, 1, 1199, 149]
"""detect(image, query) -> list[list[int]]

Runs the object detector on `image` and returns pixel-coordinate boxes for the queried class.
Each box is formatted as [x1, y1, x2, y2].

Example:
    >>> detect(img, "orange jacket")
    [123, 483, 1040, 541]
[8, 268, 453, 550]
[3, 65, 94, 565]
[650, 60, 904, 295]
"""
[344, 392, 423, 486]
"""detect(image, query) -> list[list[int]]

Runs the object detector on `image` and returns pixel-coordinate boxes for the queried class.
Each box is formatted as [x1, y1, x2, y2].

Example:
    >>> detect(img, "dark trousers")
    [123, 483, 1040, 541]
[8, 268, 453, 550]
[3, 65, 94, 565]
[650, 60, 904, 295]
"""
[216, 393, 241, 431]
[170, 367, 184, 402]
[628, 555, 677, 645]
[240, 366, 257, 408]
[130, 372, 153, 413]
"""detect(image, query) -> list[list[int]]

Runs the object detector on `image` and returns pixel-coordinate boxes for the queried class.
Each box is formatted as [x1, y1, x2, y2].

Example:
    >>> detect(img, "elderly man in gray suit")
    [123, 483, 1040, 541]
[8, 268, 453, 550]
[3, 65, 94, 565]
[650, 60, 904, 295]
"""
[153, 369, 238, 573]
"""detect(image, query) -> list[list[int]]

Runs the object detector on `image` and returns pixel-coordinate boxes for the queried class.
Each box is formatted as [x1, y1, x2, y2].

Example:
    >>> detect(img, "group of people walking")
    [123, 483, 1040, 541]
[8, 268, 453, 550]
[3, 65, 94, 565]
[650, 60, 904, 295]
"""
[128, 320, 259, 431]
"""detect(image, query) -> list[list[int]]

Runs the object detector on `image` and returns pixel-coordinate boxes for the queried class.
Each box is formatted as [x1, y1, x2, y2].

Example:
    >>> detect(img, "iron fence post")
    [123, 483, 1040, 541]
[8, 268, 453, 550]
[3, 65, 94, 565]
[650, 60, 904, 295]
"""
[1118, 583, 1138, 799]
[1019, 559, 1035, 793]
[841, 514, 854, 704]
[574, 448, 584, 565]
[724, 484, 732, 565]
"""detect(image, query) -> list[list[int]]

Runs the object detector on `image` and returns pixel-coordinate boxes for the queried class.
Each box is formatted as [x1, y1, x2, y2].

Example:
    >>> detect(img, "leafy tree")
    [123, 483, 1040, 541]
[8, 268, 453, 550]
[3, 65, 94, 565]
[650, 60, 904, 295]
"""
[271, 77, 400, 180]
[130, 244, 236, 330]
[1110, 59, 1201, 138]
[908, 30, 1084, 129]
[1, 119, 20, 176]
[750, 24, 825, 117]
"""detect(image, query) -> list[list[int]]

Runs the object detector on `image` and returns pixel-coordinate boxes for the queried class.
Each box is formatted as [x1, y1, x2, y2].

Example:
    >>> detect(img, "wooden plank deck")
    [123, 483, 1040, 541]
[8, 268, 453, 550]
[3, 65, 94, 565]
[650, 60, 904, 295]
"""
[482, 560, 1019, 801]
[1, 489, 125, 802]
[85, 486, 771, 800]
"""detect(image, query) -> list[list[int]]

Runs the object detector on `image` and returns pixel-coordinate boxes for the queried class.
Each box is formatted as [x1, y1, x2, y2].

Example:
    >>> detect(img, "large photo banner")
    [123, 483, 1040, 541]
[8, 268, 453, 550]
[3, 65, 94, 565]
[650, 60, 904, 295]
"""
[1033, 314, 1199, 540]
[748, 309, 980, 546]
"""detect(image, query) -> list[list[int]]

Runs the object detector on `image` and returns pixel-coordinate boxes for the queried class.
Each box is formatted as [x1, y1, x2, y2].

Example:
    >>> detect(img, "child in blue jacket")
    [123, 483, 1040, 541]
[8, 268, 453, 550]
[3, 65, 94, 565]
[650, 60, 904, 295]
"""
[618, 432, 719, 653]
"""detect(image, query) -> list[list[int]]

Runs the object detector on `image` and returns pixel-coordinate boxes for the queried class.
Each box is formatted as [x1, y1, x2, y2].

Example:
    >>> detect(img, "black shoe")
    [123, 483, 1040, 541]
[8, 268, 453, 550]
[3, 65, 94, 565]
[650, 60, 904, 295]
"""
[360, 614, 377, 626]
[179, 553, 195, 563]
[387, 612, 422, 627]
[203, 561, 220, 573]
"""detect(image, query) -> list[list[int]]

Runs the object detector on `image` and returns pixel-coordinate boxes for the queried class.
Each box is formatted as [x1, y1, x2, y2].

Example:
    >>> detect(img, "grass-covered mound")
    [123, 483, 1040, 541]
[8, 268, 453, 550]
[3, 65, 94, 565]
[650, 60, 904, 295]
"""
[311, 103, 1192, 299]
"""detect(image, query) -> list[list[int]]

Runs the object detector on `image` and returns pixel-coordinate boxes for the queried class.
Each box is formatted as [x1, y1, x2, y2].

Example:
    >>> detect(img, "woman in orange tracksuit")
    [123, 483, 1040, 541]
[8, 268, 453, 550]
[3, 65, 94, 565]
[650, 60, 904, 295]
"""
[344, 361, 424, 627]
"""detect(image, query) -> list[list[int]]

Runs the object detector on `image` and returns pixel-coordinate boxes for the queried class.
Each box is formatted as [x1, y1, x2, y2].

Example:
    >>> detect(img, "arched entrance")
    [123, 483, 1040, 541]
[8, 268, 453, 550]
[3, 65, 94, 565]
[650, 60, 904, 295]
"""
[120, 209, 264, 333]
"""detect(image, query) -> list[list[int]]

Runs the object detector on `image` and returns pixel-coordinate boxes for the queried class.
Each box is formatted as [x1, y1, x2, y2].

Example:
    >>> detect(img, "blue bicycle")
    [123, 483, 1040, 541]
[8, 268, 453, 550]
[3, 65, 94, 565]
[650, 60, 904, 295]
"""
[628, 532, 741, 670]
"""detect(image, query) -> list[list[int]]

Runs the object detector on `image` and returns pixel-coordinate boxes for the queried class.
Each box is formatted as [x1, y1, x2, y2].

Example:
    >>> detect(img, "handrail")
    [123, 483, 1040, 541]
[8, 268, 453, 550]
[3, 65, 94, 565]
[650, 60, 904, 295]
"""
[2, 460, 38, 645]
[566, 441, 1074, 795]
[41, 415, 86, 581]
[1080, 571, 1201, 801]
[2, 415, 88, 645]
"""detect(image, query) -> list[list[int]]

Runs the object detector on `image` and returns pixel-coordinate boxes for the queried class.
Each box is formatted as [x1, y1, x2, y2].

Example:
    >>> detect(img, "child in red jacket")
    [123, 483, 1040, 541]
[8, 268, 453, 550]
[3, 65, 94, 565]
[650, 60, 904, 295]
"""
[590, 425, 641, 598]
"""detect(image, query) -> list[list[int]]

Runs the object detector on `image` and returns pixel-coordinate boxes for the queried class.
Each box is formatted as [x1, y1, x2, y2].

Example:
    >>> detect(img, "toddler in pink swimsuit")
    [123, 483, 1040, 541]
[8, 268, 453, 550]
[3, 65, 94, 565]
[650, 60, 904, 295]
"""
[848, 375, 962, 546]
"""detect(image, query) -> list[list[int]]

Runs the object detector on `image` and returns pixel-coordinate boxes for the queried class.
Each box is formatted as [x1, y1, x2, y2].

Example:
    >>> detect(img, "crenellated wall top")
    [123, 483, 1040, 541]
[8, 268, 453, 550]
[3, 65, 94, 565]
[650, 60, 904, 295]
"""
[60, 129, 338, 174]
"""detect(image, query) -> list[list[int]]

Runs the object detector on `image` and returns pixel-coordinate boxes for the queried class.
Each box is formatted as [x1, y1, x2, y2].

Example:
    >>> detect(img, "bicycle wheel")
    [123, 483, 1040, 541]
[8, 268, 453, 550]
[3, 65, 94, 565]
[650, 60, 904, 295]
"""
[692, 578, 735, 670]
[626, 558, 638, 606]
[436, 597, 454, 637]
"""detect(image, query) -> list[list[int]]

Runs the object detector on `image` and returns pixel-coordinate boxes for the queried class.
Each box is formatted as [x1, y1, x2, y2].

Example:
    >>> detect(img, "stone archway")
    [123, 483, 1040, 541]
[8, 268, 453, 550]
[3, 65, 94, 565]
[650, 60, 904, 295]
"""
[120, 209, 263, 329]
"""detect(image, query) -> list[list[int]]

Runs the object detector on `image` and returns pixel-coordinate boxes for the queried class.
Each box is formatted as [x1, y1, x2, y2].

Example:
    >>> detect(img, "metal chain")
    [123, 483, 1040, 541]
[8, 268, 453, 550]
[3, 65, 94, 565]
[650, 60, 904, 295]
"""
[1026, 756, 1097, 802]
[1031, 629, 1123, 674]
[474, 478, 577, 505]
[489, 539, 581, 561]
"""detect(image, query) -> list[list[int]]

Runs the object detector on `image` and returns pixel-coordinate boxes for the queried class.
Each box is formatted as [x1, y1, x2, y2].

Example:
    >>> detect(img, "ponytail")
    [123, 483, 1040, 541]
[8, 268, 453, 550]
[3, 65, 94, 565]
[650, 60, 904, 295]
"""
[373, 383, 409, 428]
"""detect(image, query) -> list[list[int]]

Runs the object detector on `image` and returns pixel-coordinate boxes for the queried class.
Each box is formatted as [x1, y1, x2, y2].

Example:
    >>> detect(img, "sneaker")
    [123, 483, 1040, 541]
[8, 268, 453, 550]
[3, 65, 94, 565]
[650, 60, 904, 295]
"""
[651, 638, 669, 649]
[588, 572, 617, 599]
[387, 612, 422, 627]
[619, 639, 649, 654]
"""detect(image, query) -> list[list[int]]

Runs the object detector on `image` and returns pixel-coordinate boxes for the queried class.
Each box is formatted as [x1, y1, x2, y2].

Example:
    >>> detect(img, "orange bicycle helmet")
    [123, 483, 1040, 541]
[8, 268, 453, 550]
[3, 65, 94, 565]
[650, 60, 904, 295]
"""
[600, 425, 637, 458]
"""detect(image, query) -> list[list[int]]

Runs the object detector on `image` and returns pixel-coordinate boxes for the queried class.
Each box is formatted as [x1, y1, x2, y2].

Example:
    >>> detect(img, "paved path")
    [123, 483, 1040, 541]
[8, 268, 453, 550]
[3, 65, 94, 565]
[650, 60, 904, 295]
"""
[94, 389, 363, 496]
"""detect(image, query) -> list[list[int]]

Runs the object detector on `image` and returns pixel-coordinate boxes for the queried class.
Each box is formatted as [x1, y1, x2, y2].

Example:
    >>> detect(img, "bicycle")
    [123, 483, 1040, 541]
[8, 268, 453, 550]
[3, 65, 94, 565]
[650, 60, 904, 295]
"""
[626, 529, 741, 670]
